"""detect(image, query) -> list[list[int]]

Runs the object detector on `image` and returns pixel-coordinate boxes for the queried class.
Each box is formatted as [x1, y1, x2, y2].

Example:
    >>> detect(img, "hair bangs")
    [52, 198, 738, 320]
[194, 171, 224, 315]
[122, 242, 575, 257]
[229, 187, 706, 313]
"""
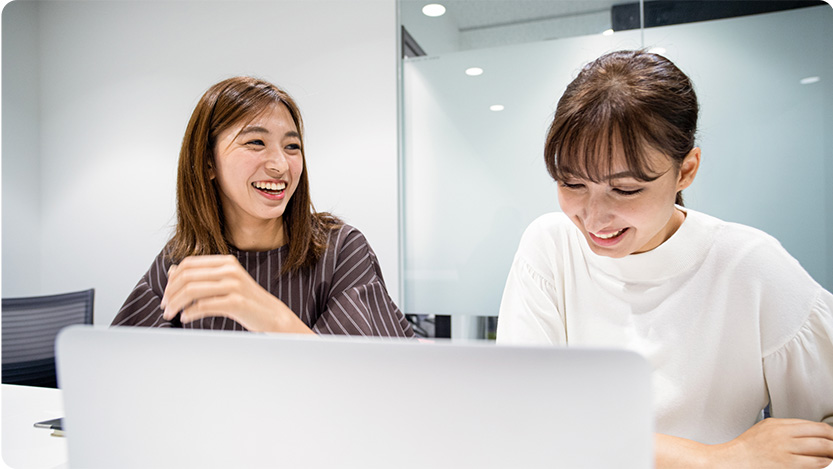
[549, 101, 665, 184]
[551, 116, 614, 183]
[210, 84, 287, 147]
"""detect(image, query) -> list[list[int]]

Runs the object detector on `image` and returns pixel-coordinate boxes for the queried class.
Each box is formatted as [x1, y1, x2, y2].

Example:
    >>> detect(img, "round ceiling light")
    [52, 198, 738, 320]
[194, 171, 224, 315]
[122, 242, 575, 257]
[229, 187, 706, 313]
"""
[422, 3, 446, 17]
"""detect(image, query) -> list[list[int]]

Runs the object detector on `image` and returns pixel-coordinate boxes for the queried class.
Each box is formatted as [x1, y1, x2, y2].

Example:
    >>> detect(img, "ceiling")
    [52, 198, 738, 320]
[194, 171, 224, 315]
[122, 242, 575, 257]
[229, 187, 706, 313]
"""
[400, 0, 827, 56]
[400, 0, 632, 54]
[439, 0, 626, 31]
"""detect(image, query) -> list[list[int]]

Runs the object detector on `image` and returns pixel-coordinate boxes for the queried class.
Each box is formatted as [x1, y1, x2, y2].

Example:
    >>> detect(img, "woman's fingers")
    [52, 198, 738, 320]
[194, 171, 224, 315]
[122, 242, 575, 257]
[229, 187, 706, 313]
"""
[791, 431, 833, 459]
[161, 255, 241, 320]
[178, 293, 240, 324]
[787, 422, 833, 468]
[157, 254, 307, 333]
[723, 419, 833, 468]
[164, 278, 240, 320]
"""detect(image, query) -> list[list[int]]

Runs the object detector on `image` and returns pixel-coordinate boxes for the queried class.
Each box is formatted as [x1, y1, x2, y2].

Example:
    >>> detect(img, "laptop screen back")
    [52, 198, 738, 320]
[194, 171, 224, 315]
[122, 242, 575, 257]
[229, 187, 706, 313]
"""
[56, 325, 652, 468]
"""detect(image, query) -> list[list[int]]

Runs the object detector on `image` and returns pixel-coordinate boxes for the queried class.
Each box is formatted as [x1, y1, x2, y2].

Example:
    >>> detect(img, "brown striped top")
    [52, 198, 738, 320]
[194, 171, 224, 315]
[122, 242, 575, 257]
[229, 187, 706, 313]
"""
[111, 224, 414, 337]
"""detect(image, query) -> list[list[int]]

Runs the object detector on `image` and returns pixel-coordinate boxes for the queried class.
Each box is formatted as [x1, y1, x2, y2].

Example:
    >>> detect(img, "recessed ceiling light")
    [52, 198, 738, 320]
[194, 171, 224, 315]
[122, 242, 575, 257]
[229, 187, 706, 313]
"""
[422, 3, 446, 17]
[602, 29, 614, 36]
[800, 76, 820, 85]
[465, 67, 483, 76]
[490, 105, 505, 112]
[649, 47, 667, 55]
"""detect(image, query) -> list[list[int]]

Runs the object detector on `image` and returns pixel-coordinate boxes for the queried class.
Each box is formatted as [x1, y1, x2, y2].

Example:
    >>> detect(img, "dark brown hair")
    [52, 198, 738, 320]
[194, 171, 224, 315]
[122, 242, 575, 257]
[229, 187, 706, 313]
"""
[167, 76, 341, 272]
[544, 50, 698, 205]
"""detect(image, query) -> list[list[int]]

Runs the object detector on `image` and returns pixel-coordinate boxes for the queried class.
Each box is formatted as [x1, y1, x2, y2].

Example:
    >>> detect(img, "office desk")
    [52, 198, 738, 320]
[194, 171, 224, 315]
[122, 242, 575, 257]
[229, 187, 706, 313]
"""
[1, 383, 830, 468]
[1, 384, 67, 469]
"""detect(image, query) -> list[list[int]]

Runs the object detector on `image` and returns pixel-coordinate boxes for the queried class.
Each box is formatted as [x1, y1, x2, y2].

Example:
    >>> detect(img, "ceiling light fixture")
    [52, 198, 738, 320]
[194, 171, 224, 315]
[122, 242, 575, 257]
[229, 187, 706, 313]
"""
[465, 67, 483, 76]
[422, 3, 446, 17]
[490, 105, 505, 112]
[648, 47, 667, 55]
[800, 76, 820, 85]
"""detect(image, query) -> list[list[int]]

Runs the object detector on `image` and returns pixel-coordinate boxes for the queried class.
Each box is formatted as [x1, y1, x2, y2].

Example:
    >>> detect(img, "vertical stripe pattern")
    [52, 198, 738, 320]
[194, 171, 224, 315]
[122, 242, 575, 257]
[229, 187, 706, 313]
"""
[111, 225, 414, 338]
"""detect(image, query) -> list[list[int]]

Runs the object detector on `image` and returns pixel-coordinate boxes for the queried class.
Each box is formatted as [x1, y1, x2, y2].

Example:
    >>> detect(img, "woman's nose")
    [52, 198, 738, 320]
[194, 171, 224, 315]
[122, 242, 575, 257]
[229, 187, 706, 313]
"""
[264, 149, 289, 174]
[582, 192, 614, 230]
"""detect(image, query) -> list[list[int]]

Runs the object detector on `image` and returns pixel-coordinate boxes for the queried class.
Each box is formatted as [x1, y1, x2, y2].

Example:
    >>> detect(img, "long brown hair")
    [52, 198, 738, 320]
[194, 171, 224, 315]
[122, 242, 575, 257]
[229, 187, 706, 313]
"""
[544, 50, 699, 205]
[168, 76, 341, 272]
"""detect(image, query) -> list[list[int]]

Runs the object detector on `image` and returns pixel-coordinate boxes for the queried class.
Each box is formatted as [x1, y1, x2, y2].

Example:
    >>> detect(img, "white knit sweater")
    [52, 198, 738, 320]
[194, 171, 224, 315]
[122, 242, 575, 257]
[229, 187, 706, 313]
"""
[497, 208, 833, 444]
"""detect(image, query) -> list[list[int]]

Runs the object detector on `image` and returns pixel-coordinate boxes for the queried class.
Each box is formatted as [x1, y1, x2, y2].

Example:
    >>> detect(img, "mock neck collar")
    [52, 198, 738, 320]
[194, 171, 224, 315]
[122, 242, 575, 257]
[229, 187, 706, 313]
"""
[580, 207, 716, 283]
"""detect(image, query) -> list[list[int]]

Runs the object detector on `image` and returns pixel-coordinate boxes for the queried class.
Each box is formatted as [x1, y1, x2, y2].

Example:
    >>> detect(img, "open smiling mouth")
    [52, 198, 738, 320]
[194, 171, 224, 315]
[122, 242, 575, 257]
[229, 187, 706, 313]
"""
[592, 228, 628, 240]
[252, 181, 286, 196]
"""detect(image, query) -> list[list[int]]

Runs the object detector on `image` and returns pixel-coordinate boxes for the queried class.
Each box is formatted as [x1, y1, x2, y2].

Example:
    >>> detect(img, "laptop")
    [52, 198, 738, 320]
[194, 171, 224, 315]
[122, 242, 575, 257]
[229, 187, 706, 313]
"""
[56, 325, 652, 468]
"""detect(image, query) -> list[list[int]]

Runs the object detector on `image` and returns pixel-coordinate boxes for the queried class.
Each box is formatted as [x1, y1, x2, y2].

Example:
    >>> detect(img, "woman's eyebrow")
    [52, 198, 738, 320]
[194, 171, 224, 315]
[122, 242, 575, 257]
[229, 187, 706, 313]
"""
[237, 128, 300, 139]
[239, 126, 269, 135]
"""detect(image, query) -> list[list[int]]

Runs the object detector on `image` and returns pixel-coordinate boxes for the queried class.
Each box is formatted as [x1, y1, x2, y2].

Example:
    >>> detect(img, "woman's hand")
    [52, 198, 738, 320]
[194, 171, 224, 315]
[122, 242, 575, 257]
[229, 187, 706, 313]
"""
[160, 255, 313, 334]
[657, 419, 833, 469]
[711, 418, 833, 468]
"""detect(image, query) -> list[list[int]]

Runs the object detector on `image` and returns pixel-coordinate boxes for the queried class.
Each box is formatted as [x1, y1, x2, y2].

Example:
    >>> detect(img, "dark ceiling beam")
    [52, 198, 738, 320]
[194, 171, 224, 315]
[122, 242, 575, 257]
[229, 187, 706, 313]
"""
[612, 1, 826, 31]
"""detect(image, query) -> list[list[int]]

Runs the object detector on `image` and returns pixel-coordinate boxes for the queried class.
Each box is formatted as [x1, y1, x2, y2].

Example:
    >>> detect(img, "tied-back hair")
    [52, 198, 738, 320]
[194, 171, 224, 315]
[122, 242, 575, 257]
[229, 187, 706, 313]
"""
[168, 76, 341, 272]
[544, 49, 699, 206]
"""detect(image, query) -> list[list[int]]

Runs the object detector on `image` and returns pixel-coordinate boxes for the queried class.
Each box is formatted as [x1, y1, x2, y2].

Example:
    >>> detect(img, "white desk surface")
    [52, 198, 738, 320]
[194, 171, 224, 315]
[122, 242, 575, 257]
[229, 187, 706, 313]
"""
[1, 384, 67, 469]
[0, 383, 829, 468]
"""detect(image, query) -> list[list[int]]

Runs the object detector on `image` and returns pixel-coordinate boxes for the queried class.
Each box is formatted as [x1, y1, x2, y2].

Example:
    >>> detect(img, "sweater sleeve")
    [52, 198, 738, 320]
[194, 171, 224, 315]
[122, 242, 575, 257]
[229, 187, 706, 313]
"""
[110, 250, 176, 328]
[496, 217, 567, 346]
[763, 288, 833, 425]
[311, 228, 414, 338]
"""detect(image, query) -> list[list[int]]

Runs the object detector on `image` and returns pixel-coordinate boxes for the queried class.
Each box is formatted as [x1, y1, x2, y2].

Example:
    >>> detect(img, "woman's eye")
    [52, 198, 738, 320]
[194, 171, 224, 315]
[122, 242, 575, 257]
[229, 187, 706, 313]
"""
[286, 143, 301, 151]
[245, 139, 265, 146]
[614, 188, 643, 196]
[560, 182, 585, 190]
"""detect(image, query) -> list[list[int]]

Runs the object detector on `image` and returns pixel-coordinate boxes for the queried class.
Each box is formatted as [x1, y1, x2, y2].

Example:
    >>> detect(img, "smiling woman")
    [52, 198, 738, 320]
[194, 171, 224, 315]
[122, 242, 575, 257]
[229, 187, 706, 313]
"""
[111, 77, 414, 337]
[209, 103, 303, 252]
[497, 50, 833, 468]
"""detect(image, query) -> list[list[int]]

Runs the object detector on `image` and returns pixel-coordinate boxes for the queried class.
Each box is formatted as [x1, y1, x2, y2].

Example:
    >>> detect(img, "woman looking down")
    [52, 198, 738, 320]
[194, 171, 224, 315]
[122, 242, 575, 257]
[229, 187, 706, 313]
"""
[497, 50, 833, 468]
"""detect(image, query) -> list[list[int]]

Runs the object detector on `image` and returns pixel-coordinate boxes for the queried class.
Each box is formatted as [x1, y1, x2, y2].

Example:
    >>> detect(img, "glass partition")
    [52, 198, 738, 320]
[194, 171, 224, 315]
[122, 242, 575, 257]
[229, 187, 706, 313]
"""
[400, 3, 832, 339]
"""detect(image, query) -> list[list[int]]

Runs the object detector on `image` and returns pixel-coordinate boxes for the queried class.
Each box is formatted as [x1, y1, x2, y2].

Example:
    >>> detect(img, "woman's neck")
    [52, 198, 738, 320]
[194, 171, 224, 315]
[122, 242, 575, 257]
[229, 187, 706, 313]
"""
[225, 217, 287, 252]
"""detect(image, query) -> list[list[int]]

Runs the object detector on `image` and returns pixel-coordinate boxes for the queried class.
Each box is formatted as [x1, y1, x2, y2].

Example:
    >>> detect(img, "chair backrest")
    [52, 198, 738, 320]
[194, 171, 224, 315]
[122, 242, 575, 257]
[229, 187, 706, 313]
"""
[2, 289, 94, 388]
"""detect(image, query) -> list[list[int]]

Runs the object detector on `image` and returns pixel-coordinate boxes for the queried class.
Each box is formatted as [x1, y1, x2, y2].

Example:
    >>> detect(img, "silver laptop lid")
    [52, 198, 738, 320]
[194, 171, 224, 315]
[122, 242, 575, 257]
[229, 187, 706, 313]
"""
[56, 325, 652, 468]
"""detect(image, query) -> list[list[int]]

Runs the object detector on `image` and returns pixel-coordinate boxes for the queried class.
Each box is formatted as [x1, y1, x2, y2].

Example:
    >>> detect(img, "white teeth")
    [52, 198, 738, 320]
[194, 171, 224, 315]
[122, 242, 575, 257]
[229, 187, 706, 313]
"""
[595, 229, 624, 239]
[254, 182, 286, 191]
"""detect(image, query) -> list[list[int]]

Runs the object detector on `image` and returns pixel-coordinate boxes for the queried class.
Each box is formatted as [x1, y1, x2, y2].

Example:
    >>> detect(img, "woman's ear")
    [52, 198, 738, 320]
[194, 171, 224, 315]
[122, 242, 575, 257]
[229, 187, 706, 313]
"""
[676, 147, 700, 191]
[208, 161, 216, 180]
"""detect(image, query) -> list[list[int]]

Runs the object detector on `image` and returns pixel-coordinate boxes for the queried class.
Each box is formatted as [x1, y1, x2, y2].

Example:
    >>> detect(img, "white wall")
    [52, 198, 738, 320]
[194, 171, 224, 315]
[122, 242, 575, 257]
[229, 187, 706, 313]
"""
[2, 0, 401, 326]
[2, 0, 42, 296]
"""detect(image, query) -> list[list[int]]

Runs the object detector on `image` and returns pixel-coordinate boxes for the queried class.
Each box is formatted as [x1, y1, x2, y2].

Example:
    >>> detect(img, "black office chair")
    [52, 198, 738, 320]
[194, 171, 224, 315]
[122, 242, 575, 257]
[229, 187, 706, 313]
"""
[2, 288, 94, 388]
